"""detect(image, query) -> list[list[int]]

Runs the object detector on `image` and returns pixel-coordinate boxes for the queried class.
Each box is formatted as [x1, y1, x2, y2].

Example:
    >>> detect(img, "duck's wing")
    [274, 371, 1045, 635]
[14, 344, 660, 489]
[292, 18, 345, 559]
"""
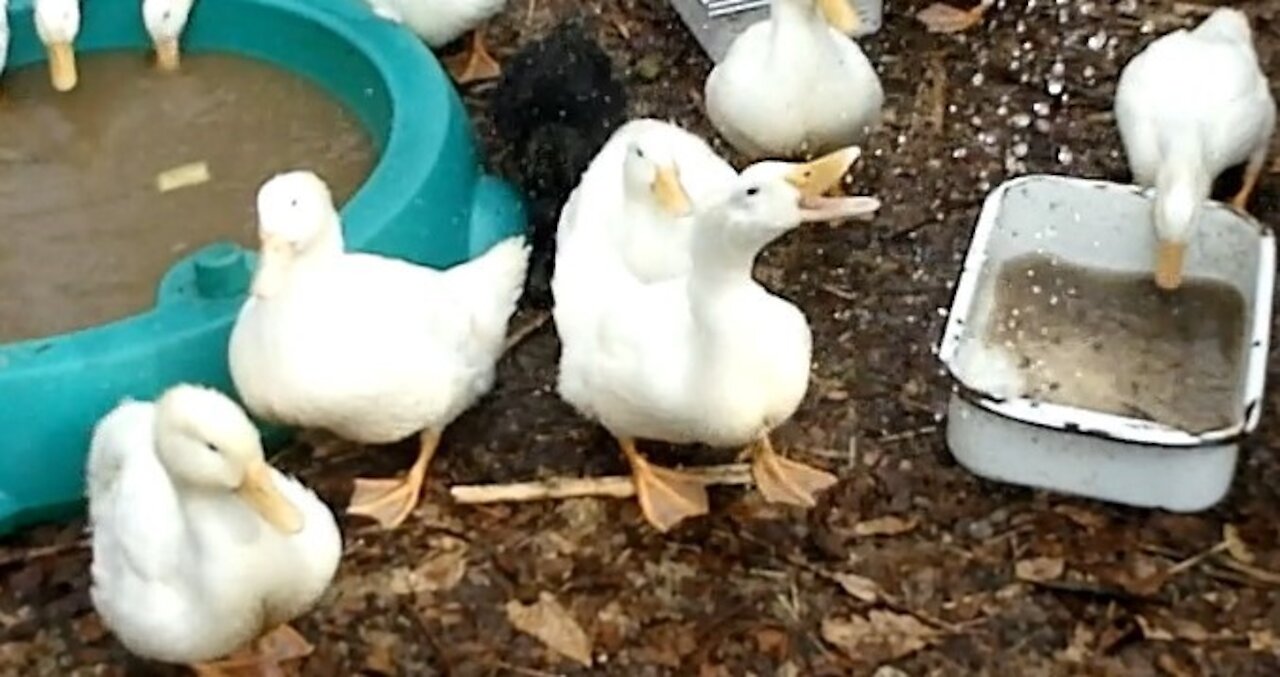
[87, 402, 185, 581]
[86, 403, 193, 656]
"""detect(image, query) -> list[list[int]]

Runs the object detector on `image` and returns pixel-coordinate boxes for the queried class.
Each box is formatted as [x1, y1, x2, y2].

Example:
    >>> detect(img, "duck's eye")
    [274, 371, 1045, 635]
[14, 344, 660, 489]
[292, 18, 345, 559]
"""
[162, 9, 172, 19]
[290, 199, 299, 207]
[745, 187, 760, 197]
[635, 148, 646, 159]
[205, 442, 219, 454]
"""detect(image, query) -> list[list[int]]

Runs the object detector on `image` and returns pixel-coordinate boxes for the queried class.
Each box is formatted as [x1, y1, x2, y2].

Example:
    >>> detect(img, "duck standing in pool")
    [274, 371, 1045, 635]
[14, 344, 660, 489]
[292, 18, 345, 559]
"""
[34, 0, 79, 91]
[87, 385, 341, 674]
[229, 171, 529, 529]
[142, 0, 197, 72]
[364, 0, 506, 84]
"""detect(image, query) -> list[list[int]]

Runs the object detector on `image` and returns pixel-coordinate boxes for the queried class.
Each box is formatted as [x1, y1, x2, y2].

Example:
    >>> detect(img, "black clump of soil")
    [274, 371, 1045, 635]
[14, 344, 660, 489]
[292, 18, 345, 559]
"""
[490, 19, 629, 308]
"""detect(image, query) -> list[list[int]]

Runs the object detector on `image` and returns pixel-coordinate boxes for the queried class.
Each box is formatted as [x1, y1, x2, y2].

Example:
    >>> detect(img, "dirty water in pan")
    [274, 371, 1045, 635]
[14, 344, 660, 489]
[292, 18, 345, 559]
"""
[987, 253, 1246, 434]
[0, 52, 374, 344]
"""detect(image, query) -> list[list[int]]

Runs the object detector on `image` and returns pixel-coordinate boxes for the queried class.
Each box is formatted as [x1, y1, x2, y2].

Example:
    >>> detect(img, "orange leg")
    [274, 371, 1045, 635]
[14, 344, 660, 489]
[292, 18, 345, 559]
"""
[619, 436, 709, 532]
[442, 29, 501, 84]
[1231, 148, 1267, 211]
[190, 625, 314, 677]
[347, 429, 439, 529]
[750, 435, 838, 508]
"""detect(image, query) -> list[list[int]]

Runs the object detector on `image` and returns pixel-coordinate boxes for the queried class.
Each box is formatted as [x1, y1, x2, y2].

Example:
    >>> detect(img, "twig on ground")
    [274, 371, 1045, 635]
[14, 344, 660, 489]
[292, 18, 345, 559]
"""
[1213, 557, 1280, 587]
[0, 539, 89, 568]
[450, 463, 753, 504]
[877, 425, 939, 444]
[502, 310, 550, 354]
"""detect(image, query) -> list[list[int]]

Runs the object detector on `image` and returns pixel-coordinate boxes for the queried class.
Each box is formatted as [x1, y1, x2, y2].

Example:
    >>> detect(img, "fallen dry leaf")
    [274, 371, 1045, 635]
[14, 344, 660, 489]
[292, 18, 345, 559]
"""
[915, 2, 983, 34]
[505, 593, 593, 667]
[413, 535, 469, 592]
[1248, 629, 1279, 654]
[754, 627, 790, 659]
[1137, 614, 1218, 644]
[1222, 524, 1256, 564]
[1014, 557, 1065, 583]
[821, 610, 938, 665]
[1156, 652, 1197, 677]
[1053, 504, 1107, 530]
[834, 572, 883, 603]
[1056, 623, 1096, 663]
[853, 515, 919, 537]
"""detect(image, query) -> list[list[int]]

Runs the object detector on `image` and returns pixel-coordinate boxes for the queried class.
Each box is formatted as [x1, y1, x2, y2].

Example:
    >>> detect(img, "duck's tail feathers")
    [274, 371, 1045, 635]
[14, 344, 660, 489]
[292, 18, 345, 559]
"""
[85, 401, 155, 520]
[454, 235, 531, 343]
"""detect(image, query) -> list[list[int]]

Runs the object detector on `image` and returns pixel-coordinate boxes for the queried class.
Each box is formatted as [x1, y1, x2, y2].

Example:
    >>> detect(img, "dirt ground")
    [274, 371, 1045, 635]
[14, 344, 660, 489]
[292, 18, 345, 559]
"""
[4, 0, 1280, 674]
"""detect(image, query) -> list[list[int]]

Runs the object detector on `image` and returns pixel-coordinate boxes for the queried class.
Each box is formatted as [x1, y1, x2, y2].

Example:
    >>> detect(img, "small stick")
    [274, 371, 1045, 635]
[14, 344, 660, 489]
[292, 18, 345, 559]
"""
[451, 463, 753, 504]
[502, 310, 550, 354]
[0, 539, 88, 568]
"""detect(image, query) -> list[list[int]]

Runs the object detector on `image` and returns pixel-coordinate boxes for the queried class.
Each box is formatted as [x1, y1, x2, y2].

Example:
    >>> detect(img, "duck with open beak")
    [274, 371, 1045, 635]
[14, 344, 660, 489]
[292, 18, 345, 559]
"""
[34, 0, 80, 92]
[553, 145, 880, 532]
[144, 0, 196, 72]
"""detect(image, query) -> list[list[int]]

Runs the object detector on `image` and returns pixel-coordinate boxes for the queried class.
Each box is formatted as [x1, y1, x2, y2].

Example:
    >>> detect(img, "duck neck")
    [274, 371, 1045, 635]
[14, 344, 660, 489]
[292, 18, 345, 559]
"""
[1156, 136, 1211, 198]
[687, 217, 766, 323]
[770, 0, 826, 50]
[621, 191, 669, 229]
[298, 217, 346, 267]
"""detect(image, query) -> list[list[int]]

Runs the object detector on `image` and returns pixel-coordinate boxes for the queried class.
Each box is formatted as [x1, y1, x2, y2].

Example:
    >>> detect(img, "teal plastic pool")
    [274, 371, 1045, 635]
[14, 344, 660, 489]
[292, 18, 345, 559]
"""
[0, 0, 526, 535]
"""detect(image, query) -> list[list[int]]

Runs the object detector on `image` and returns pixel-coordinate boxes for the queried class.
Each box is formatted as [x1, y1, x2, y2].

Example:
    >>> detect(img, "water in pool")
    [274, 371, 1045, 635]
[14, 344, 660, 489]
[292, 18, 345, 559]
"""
[986, 253, 1246, 434]
[0, 52, 374, 343]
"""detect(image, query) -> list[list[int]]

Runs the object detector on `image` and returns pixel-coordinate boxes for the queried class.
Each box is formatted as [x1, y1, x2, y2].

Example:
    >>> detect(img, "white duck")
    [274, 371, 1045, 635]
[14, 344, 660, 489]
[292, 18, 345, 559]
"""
[554, 146, 879, 531]
[0, 0, 9, 85]
[366, 0, 505, 83]
[1115, 7, 1275, 290]
[229, 171, 529, 530]
[558, 118, 737, 284]
[142, 0, 196, 72]
[705, 0, 884, 160]
[87, 384, 341, 674]
[34, 0, 79, 92]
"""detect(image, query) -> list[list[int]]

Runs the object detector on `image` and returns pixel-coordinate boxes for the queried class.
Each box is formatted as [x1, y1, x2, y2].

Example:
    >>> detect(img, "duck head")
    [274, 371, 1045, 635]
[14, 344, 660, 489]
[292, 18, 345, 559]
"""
[34, 0, 80, 92]
[1151, 154, 1213, 290]
[779, 0, 862, 35]
[704, 146, 880, 255]
[250, 170, 343, 299]
[143, 0, 196, 72]
[622, 137, 693, 217]
[1152, 187, 1201, 291]
[154, 385, 303, 534]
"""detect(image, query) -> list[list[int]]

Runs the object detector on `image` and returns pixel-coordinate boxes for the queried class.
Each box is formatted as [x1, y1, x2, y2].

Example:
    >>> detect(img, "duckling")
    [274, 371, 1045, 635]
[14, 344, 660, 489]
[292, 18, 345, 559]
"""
[1115, 7, 1275, 290]
[491, 21, 627, 308]
[87, 384, 340, 675]
[34, 0, 79, 92]
[553, 146, 879, 531]
[705, 0, 883, 159]
[229, 171, 529, 530]
[142, 0, 195, 72]
[366, 0, 505, 84]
